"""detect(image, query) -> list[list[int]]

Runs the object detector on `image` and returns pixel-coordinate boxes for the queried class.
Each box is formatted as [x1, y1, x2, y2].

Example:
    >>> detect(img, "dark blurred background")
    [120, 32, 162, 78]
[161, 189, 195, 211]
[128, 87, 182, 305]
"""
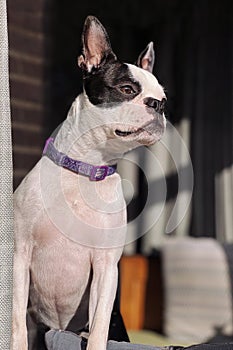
[8, 0, 233, 245]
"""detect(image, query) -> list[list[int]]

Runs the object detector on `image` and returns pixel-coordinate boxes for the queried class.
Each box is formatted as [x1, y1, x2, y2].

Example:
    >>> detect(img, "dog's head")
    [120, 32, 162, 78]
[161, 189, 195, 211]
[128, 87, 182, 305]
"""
[78, 16, 166, 148]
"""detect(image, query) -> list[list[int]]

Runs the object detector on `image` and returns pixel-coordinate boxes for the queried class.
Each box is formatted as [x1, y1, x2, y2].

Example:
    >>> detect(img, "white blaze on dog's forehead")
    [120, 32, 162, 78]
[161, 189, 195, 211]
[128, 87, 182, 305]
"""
[127, 63, 165, 100]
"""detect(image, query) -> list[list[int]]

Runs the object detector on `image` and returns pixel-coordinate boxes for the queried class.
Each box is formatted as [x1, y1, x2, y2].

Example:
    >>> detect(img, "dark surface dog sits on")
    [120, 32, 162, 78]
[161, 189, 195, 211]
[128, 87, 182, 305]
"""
[45, 330, 233, 350]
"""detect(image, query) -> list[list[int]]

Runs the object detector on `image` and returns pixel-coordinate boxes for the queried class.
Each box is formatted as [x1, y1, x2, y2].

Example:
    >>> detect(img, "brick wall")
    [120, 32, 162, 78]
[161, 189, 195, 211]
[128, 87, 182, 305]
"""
[8, 0, 51, 189]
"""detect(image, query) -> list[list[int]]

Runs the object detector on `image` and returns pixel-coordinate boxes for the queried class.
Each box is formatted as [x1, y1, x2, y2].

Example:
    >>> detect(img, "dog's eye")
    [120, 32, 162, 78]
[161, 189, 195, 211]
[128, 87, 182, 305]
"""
[119, 85, 135, 95]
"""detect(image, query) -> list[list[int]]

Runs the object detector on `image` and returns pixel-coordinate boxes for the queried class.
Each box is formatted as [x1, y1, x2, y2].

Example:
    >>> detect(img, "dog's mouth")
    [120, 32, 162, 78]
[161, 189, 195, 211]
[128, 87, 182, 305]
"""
[115, 125, 150, 138]
[114, 116, 165, 143]
[115, 129, 138, 137]
[114, 116, 165, 141]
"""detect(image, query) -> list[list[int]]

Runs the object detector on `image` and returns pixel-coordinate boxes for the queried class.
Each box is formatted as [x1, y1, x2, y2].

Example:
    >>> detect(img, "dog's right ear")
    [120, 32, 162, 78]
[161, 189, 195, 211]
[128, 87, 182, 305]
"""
[78, 16, 117, 72]
[136, 42, 155, 73]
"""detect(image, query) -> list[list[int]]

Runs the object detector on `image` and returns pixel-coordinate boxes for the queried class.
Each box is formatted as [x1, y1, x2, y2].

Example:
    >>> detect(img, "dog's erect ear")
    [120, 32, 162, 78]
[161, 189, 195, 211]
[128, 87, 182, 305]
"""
[136, 42, 155, 73]
[78, 16, 117, 72]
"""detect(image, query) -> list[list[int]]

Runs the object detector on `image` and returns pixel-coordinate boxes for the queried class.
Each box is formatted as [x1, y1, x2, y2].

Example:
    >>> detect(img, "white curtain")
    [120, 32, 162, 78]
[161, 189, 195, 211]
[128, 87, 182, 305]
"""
[215, 165, 233, 243]
[121, 118, 194, 255]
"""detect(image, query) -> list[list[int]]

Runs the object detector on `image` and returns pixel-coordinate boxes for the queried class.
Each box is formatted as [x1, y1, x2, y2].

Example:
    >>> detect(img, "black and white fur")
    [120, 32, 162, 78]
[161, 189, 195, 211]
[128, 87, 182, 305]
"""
[12, 16, 166, 350]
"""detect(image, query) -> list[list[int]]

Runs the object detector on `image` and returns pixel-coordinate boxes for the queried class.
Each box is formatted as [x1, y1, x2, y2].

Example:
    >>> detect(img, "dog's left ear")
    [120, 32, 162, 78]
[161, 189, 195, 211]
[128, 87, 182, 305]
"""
[78, 16, 117, 72]
[136, 42, 155, 73]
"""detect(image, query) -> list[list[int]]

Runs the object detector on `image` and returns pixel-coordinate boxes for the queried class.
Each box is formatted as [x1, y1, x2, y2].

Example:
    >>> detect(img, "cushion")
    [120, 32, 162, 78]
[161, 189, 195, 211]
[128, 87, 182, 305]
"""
[162, 237, 233, 343]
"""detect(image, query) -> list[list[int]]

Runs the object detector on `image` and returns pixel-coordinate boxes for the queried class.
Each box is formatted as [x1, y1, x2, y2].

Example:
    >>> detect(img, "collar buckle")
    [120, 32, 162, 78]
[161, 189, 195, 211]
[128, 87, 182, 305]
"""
[90, 165, 109, 181]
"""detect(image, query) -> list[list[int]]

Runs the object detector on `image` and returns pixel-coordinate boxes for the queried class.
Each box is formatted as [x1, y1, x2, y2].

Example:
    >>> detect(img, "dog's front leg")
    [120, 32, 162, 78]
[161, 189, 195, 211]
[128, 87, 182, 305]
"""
[11, 250, 30, 350]
[87, 254, 119, 350]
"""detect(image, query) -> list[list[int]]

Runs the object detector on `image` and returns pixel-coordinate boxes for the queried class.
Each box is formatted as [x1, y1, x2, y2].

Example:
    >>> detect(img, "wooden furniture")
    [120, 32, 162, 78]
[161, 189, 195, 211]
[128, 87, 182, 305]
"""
[120, 255, 148, 330]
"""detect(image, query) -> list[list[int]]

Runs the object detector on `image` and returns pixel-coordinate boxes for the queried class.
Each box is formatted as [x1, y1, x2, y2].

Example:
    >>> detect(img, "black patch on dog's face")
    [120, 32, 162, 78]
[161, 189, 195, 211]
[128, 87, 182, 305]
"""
[83, 59, 142, 107]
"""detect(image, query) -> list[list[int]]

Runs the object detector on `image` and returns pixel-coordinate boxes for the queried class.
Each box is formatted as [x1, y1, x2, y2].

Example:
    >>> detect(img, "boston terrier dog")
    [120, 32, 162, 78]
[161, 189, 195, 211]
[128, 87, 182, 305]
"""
[12, 16, 166, 350]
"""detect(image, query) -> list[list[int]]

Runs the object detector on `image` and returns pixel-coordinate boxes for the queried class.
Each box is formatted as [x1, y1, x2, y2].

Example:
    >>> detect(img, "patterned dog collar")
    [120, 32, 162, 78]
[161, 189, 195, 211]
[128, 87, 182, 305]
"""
[42, 137, 117, 181]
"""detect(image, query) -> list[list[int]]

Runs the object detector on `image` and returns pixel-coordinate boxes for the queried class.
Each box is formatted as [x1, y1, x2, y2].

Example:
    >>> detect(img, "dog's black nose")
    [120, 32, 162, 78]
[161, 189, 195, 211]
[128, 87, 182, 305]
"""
[144, 97, 166, 114]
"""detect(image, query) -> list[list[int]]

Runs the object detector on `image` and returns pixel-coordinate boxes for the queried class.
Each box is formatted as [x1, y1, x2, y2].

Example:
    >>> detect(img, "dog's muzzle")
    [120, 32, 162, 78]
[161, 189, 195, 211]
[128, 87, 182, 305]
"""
[143, 114, 166, 136]
[143, 97, 166, 115]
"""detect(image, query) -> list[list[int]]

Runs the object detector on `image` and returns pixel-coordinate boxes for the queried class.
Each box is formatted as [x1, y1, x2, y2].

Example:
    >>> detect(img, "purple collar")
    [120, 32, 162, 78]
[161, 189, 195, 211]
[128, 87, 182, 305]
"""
[42, 137, 117, 181]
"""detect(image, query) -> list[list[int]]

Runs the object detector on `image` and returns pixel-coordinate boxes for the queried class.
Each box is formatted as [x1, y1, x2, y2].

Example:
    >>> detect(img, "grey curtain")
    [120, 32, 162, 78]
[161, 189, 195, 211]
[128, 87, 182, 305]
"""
[0, 0, 14, 347]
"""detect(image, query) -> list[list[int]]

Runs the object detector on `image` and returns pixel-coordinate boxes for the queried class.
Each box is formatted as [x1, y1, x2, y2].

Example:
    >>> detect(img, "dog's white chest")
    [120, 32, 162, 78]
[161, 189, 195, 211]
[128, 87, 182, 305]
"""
[39, 157, 127, 248]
